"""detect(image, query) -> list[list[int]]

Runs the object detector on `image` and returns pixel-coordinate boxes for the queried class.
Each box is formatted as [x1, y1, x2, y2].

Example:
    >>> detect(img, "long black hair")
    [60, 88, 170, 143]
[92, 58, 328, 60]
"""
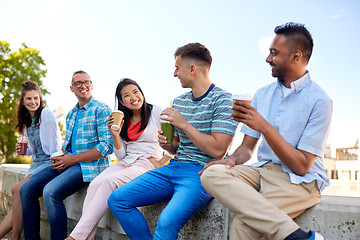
[16, 80, 45, 132]
[115, 78, 153, 142]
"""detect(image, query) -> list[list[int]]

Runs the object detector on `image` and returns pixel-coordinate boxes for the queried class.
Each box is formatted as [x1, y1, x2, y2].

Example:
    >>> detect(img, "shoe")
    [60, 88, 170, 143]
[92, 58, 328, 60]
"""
[306, 230, 326, 240]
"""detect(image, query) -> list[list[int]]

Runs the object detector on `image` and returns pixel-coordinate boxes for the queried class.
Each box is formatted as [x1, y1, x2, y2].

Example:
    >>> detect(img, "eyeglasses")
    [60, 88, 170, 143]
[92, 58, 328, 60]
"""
[72, 80, 92, 88]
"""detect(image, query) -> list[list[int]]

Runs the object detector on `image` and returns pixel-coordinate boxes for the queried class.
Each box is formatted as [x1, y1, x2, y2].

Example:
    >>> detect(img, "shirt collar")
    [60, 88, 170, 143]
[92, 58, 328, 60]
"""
[191, 83, 215, 101]
[277, 70, 311, 93]
[71, 96, 94, 112]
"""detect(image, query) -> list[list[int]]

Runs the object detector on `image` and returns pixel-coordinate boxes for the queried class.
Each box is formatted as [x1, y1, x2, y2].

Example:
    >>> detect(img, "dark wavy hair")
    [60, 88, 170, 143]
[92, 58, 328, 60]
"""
[16, 80, 45, 132]
[115, 78, 153, 142]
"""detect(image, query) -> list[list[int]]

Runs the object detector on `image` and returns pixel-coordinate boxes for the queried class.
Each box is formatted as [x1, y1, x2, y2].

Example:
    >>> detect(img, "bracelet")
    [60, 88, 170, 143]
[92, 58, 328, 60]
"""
[165, 151, 175, 158]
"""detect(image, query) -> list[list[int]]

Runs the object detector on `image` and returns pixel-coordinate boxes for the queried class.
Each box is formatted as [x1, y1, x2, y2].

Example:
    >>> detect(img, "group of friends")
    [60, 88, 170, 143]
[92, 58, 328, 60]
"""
[0, 22, 332, 240]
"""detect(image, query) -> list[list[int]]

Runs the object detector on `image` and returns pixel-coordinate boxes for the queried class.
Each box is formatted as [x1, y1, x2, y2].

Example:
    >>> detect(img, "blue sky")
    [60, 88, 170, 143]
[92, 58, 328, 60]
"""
[2, 0, 360, 152]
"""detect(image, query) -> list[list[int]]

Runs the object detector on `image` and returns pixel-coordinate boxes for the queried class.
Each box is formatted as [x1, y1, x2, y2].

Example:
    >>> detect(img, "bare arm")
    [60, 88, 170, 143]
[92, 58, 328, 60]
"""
[51, 148, 102, 171]
[232, 101, 316, 176]
[199, 135, 258, 174]
[147, 154, 172, 168]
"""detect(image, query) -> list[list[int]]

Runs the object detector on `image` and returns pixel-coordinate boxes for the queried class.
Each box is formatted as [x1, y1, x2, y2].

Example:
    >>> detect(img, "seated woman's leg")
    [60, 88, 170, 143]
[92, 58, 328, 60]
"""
[70, 159, 153, 240]
[10, 174, 32, 239]
[0, 174, 31, 238]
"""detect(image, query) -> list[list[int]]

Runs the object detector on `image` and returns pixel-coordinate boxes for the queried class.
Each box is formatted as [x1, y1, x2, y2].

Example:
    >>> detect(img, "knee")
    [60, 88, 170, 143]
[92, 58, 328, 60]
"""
[42, 184, 55, 203]
[19, 180, 31, 199]
[11, 182, 22, 197]
[88, 176, 102, 189]
[200, 164, 226, 189]
[104, 175, 126, 190]
[156, 214, 181, 237]
[107, 188, 126, 212]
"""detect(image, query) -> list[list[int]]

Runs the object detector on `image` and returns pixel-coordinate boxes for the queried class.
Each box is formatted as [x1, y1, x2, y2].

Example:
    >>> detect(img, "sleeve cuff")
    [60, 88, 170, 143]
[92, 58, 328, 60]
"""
[165, 151, 175, 158]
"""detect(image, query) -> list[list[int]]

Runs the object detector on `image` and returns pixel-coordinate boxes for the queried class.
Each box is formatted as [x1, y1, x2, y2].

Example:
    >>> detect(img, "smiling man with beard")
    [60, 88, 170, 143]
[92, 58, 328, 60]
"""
[200, 22, 332, 240]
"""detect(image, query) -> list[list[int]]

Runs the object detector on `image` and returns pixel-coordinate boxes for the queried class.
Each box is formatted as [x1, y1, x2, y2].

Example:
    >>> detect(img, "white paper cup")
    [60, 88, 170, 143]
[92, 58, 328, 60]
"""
[51, 151, 64, 163]
[232, 94, 252, 106]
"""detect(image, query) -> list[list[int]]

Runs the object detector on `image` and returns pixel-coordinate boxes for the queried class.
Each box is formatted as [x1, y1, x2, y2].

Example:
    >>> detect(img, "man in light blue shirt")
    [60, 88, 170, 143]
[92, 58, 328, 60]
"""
[201, 22, 332, 240]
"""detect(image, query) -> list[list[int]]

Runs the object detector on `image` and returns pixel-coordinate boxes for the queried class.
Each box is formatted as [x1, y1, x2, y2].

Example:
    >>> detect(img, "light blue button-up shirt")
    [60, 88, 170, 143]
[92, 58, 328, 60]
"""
[242, 71, 332, 192]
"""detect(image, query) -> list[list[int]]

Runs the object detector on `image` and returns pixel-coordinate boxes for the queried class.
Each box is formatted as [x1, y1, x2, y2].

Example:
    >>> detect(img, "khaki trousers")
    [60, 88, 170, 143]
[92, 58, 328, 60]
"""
[201, 162, 321, 240]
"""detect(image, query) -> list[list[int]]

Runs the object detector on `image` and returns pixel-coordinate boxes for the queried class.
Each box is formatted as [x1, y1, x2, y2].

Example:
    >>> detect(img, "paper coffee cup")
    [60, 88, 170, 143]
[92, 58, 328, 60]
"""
[51, 151, 64, 163]
[161, 117, 174, 144]
[51, 151, 64, 158]
[111, 110, 124, 130]
[232, 94, 252, 106]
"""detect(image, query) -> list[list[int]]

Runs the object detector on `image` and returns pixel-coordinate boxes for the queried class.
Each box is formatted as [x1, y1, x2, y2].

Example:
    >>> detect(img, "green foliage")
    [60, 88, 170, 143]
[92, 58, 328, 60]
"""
[0, 40, 47, 163]
[6, 155, 32, 164]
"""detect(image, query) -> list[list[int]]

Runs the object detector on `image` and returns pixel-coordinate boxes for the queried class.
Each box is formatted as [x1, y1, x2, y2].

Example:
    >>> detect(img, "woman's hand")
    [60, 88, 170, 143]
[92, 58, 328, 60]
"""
[148, 155, 171, 168]
[108, 114, 124, 136]
[147, 156, 162, 168]
[15, 142, 21, 155]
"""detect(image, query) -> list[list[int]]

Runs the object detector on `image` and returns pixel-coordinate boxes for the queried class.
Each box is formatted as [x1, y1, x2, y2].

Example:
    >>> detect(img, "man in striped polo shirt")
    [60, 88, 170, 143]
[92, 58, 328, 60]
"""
[108, 43, 238, 240]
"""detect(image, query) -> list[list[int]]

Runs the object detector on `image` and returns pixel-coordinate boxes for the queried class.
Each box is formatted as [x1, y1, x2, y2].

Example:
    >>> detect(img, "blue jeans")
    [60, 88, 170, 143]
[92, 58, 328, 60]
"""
[107, 160, 213, 240]
[20, 163, 87, 240]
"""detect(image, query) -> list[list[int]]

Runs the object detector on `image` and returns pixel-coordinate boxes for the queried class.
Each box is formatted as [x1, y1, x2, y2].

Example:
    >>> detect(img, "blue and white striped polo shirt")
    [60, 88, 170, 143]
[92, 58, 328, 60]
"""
[173, 84, 238, 165]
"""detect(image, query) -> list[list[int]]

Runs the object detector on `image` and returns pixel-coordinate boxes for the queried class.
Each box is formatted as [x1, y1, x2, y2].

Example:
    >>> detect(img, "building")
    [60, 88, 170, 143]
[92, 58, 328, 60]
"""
[323, 139, 360, 196]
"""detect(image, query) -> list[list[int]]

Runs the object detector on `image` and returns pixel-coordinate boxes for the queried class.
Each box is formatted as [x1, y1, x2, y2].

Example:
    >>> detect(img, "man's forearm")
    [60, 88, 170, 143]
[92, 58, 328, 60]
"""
[72, 148, 102, 163]
[261, 121, 315, 176]
[181, 122, 231, 160]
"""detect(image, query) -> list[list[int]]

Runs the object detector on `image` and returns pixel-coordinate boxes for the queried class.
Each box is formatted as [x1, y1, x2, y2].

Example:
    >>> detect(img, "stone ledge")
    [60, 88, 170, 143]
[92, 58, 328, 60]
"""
[0, 164, 359, 240]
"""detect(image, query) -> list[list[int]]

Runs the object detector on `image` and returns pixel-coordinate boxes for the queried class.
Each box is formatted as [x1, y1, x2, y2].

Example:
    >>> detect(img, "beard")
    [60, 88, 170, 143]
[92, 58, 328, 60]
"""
[270, 63, 286, 79]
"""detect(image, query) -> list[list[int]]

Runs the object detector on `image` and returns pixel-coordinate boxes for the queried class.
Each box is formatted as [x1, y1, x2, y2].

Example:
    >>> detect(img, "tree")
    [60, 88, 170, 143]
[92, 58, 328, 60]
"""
[0, 40, 48, 163]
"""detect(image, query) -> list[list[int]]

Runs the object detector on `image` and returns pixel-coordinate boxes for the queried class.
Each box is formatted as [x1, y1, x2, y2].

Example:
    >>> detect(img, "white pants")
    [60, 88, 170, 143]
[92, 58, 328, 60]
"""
[70, 157, 154, 240]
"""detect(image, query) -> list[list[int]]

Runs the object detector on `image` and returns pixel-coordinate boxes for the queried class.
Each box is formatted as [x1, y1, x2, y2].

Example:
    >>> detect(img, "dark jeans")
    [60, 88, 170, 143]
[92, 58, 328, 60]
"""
[20, 163, 87, 240]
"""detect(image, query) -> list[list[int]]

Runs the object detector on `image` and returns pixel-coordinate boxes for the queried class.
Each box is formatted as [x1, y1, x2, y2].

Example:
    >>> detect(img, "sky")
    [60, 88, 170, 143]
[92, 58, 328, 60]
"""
[2, 0, 360, 155]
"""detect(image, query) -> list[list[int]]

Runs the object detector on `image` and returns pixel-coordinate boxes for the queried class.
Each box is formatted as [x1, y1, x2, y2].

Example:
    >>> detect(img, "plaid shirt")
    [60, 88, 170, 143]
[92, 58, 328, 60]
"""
[63, 97, 113, 182]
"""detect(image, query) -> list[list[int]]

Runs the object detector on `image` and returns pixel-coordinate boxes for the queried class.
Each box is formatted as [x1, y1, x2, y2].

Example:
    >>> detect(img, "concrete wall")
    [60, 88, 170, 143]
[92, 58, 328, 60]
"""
[1, 164, 359, 240]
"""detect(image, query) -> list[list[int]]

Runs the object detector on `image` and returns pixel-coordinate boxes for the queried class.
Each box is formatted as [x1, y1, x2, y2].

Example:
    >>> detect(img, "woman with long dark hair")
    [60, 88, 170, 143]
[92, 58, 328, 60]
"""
[66, 78, 171, 240]
[0, 80, 62, 240]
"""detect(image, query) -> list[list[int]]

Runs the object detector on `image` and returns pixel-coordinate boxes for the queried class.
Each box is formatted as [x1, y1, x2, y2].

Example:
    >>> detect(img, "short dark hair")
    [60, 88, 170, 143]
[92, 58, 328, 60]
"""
[274, 22, 313, 63]
[72, 70, 90, 83]
[174, 43, 212, 66]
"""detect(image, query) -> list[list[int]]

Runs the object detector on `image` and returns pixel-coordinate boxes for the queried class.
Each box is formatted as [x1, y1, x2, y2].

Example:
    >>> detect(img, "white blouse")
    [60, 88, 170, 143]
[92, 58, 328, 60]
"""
[25, 107, 62, 157]
[113, 105, 164, 164]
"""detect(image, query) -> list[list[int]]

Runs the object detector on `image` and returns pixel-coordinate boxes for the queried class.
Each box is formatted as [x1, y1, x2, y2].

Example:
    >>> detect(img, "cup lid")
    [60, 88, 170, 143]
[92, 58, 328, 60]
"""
[18, 136, 28, 141]
[160, 115, 170, 123]
[232, 93, 252, 101]
[112, 110, 124, 114]
[51, 151, 64, 158]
